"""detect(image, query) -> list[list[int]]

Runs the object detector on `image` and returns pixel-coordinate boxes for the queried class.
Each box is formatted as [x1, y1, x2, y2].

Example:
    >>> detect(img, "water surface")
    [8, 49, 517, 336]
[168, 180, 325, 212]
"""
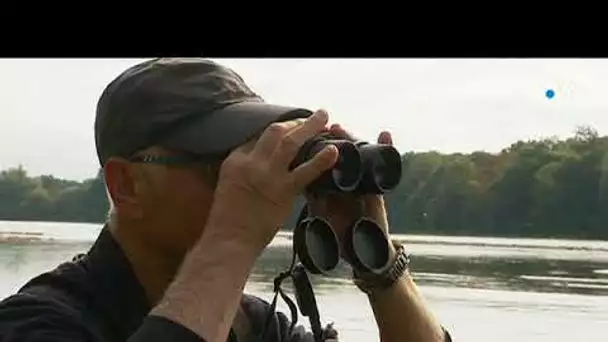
[1, 221, 607, 341]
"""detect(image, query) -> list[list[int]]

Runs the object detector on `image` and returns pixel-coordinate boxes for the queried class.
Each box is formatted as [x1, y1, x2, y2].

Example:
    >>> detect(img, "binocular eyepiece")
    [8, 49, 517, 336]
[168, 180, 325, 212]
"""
[291, 133, 403, 195]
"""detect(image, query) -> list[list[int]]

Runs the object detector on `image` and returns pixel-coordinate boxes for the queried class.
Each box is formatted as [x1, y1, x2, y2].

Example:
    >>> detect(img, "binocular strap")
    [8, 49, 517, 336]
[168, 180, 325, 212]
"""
[257, 205, 339, 342]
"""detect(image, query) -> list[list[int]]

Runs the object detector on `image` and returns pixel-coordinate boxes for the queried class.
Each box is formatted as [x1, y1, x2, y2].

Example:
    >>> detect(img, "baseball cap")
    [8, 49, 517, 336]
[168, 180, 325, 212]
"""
[94, 58, 313, 166]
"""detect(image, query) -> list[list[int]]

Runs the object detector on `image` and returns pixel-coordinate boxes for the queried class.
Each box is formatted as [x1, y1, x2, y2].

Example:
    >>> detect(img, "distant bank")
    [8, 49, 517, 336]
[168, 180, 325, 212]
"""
[1, 126, 608, 240]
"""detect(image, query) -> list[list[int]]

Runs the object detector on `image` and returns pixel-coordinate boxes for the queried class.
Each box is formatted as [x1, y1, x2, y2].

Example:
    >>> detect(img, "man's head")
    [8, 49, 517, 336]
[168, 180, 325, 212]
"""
[95, 58, 312, 259]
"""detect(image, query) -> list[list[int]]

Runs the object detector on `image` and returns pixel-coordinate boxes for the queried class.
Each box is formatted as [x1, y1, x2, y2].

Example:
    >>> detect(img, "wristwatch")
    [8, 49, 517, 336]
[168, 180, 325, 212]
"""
[352, 240, 410, 296]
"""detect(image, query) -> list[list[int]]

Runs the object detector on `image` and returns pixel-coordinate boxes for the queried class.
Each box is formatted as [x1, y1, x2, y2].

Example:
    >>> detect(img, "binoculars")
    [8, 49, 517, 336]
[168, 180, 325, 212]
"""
[290, 133, 403, 275]
[290, 133, 403, 195]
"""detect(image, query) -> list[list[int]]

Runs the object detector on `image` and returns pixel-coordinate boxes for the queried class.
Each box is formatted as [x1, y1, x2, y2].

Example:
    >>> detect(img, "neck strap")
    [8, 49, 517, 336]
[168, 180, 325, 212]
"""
[257, 204, 338, 342]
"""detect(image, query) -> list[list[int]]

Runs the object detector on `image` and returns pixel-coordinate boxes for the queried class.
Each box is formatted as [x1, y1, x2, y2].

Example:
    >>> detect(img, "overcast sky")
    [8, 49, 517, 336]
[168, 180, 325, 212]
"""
[1, 58, 608, 181]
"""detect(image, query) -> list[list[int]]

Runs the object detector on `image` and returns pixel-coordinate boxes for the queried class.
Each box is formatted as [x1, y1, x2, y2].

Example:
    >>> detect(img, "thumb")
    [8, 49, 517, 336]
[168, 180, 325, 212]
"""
[378, 131, 393, 145]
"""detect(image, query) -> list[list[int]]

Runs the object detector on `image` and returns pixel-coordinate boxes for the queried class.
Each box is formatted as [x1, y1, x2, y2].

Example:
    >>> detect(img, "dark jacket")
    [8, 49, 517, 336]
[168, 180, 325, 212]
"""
[0, 227, 314, 342]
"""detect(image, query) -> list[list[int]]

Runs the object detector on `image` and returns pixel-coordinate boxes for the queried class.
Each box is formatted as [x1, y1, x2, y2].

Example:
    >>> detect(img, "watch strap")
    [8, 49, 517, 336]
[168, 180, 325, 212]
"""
[353, 240, 410, 296]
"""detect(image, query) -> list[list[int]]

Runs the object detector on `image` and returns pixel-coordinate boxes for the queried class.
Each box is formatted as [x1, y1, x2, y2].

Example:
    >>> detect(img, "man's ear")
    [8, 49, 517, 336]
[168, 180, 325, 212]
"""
[103, 158, 143, 219]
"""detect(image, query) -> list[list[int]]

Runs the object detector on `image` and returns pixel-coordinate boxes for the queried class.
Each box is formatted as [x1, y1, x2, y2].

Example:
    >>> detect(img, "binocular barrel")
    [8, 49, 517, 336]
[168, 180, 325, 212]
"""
[291, 135, 403, 195]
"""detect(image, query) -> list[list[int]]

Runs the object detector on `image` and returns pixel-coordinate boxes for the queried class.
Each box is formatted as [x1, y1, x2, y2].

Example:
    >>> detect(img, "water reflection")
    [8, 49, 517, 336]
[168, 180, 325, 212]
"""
[2, 228, 608, 342]
[252, 243, 608, 297]
[2, 237, 608, 297]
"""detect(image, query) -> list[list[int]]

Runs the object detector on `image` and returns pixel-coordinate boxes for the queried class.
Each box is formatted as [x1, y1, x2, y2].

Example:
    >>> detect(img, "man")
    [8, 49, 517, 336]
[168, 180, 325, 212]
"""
[0, 58, 451, 342]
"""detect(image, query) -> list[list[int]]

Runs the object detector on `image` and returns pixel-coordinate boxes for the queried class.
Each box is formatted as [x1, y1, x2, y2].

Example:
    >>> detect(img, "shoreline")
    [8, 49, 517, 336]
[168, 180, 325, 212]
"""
[1, 220, 607, 249]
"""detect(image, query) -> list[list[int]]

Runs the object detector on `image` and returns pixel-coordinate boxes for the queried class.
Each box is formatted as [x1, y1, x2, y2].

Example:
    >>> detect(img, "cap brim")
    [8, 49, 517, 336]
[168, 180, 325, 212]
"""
[160, 101, 314, 156]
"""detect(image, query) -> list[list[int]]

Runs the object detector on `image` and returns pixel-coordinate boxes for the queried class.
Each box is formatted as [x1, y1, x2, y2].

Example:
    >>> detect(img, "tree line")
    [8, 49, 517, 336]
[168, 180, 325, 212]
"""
[1, 126, 607, 240]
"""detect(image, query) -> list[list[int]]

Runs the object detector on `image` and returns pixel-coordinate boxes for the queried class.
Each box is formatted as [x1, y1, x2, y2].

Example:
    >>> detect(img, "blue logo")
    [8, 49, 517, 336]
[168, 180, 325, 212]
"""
[545, 89, 555, 99]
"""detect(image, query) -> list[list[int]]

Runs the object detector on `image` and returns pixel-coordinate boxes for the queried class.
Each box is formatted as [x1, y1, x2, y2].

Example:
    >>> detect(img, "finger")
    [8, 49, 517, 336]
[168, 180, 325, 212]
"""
[252, 118, 307, 158]
[291, 144, 339, 191]
[230, 136, 258, 154]
[378, 131, 393, 145]
[274, 109, 329, 164]
[328, 124, 357, 141]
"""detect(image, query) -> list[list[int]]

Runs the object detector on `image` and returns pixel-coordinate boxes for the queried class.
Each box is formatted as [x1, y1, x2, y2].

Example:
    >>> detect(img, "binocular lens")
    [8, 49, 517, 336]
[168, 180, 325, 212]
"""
[293, 217, 340, 275]
[297, 139, 362, 193]
[357, 143, 403, 194]
[374, 146, 402, 190]
[330, 141, 362, 191]
[345, 218, 390, 273]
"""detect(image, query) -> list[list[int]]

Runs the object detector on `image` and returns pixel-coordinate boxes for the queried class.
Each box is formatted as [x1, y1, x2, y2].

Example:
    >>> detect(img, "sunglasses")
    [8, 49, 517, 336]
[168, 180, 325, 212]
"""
[129, 152, 227, 168]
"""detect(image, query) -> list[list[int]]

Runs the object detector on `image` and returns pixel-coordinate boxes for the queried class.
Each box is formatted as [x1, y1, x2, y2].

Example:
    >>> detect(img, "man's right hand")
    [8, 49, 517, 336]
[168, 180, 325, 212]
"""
[150, 110, 339, 342]
[205, 109, 339, 257]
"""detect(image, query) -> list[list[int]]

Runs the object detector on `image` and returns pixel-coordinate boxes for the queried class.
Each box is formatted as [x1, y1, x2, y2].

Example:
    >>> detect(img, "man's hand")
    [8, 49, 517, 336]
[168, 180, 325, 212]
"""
[151, 109, 339, 342]
[306, 124, 396, 261]
[307, 124, 448, 342]
[207, 109, 339, 256]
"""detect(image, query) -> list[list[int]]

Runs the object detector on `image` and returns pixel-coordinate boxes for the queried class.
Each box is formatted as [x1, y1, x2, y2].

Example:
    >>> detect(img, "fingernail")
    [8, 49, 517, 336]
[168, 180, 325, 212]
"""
[315, 109, 329, 121]
[379, 131, 392, 143]
[324, 145, 339, 160]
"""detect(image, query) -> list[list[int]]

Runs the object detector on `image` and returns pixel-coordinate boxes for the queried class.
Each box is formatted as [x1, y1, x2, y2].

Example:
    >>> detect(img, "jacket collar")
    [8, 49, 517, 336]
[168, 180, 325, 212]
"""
[82, 226, 150, 341]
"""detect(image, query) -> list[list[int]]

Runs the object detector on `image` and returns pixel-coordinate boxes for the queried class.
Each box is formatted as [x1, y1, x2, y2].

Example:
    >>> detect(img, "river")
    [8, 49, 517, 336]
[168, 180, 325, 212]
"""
[1, 220, 607, 341]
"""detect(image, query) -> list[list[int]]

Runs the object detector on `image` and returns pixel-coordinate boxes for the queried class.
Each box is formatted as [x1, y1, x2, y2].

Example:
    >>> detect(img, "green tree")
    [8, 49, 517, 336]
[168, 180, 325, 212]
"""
[1, 127, 607, 240]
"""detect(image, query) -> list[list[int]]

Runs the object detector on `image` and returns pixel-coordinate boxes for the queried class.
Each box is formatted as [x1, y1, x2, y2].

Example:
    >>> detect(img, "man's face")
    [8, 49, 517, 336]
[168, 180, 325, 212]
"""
[104, 146, 222, 260]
